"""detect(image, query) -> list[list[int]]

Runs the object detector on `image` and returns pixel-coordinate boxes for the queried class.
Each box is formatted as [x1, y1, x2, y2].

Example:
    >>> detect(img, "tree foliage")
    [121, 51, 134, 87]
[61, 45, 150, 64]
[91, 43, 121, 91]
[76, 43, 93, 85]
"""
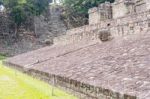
[1, 0, 49, 33]
[64, 0, 114, 13]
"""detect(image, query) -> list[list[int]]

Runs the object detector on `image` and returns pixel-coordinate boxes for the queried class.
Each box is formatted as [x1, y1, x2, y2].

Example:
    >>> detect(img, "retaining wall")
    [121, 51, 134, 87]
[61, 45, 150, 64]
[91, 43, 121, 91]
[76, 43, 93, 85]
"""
[3, 61, 137, 99]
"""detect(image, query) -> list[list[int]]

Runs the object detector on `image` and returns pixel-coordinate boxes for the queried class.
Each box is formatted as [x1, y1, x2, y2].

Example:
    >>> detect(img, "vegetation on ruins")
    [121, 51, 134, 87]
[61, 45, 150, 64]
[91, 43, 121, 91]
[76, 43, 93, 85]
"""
[0, 0, 116, 55]
[0, 0, 115, 33]
[0, 0, 49, 35]
[62, 0, 114, 28]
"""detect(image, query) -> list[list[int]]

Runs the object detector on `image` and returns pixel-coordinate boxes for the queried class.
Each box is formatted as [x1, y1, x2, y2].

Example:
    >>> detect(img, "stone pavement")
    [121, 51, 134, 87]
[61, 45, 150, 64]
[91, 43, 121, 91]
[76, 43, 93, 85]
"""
[4, 32, 150, 99]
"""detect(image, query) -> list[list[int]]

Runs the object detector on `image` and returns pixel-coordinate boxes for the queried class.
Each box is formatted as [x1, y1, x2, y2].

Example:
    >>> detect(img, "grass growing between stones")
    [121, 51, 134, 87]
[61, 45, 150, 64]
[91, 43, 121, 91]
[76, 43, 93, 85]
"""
[0, 56, 77, 99]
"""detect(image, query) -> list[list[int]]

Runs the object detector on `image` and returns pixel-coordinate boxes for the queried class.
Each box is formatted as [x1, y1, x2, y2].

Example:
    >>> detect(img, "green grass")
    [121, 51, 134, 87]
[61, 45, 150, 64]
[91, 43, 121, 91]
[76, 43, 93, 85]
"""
[0, 56, 77, 99]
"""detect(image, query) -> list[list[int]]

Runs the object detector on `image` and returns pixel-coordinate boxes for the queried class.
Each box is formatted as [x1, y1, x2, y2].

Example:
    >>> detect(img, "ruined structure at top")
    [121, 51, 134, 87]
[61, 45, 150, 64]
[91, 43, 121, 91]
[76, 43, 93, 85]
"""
[54, 0, 150, 45]
[89, 0, 150, 24]
[4, 0, 150, 99]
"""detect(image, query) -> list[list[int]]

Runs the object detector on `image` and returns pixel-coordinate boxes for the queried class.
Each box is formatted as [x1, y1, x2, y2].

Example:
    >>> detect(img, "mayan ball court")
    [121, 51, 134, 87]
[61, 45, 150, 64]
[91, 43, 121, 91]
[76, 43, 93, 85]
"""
[2, 0, 150, 99]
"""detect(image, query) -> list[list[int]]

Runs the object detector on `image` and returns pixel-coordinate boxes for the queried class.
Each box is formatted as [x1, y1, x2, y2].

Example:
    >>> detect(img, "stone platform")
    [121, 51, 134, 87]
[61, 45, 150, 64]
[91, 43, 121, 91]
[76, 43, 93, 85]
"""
[4, 32, 150, 99]
[3, 0, 150, 98]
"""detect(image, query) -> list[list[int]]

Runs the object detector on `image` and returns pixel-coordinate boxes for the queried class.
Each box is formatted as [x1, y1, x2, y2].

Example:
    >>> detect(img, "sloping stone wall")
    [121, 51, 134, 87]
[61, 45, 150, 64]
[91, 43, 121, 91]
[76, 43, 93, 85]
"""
[4, 61, 137, 99]
[28, 69, 136, 99]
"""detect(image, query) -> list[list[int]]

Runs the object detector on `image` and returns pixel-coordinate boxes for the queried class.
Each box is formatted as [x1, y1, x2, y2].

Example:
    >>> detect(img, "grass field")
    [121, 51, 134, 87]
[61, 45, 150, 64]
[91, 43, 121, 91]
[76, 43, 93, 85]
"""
[0, 55, 77, 99]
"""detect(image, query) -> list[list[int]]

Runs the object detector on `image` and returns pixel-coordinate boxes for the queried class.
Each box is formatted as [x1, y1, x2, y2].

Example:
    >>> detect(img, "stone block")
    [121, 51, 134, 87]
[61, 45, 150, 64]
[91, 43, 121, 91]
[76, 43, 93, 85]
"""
[112, 2, 128, 19]
[145, 0, 150, 10]
[88, 7, 100, 25]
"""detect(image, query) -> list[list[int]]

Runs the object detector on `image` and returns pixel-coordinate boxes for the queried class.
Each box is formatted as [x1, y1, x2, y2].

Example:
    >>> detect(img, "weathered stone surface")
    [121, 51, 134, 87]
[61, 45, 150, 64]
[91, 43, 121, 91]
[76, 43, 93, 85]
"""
[4, 32, 150, 99]
[54, 9, 150, 45]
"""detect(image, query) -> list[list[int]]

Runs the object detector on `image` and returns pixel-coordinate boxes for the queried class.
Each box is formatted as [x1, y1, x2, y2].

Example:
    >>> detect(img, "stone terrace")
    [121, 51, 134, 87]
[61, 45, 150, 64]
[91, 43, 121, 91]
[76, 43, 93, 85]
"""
[4, 32, 150, 99]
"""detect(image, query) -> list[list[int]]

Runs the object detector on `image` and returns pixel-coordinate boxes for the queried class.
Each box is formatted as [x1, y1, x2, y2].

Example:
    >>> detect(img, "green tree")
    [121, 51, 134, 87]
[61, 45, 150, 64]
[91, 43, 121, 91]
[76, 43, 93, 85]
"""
[1, 0, 49, 35]
[26, 0, 49, 15]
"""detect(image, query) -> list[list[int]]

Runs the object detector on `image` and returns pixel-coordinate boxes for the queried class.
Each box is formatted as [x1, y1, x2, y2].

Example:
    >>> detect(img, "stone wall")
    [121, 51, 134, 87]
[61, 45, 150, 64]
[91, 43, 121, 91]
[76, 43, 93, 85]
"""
[146, 0, 150, 10]
[88, 2, 112, 25]
[88, 8, 100, 25]
[54, 25, 101, 45]
[90, 0, 150, 21]
[28, 69, 136, 99]
[53, 0, 150, 46]
[54, 9, 150, 45]
[113, 1, 128, 19]
[4, 61, 136, 99]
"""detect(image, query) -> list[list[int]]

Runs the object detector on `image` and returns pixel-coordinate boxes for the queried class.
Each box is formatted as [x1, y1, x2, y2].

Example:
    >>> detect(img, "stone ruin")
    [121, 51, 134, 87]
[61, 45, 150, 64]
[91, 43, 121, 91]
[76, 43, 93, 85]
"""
[4, 0, 150, 99]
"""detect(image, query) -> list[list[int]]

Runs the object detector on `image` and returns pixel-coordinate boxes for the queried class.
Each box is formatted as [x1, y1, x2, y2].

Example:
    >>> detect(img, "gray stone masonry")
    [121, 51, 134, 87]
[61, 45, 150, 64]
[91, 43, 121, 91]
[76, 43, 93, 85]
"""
[3, 0, 150, 99]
